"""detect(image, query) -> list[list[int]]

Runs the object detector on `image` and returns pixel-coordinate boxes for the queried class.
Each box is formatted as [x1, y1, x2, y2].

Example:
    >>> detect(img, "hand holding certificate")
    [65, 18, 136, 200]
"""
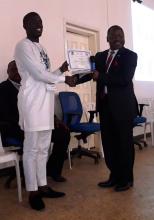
[67, 49, 92, 74]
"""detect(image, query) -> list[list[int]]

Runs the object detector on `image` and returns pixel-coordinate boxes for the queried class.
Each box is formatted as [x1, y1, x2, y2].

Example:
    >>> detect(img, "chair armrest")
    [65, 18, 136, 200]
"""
[4, 146, 21, 152]
[88, 110, 98, 123]
[138, 104, 149, 116]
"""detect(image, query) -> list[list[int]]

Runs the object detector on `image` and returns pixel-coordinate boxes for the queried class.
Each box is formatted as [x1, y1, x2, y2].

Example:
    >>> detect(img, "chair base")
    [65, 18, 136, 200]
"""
[70, 145, 100, 164]
[134, 139, 147, 150]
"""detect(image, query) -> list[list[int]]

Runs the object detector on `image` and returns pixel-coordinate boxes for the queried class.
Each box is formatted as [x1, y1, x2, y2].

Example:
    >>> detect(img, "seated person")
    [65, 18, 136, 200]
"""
[0, 60, 70, 182]
[47, 115, 70, 182]
[0, 60, 24, 147]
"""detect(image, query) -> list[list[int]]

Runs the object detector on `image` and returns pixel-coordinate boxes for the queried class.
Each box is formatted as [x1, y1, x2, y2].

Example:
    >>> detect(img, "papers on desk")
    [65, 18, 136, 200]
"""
[67, 49, 92, 74]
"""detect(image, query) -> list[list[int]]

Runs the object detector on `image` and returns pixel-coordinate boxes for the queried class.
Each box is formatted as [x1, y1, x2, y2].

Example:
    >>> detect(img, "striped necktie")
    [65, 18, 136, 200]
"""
[105, 50, 115, 73]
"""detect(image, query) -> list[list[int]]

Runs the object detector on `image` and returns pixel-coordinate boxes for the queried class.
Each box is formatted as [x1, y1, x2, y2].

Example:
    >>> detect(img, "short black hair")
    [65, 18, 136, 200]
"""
[23, 12, 40, 28]
[107, 25, 124, 36]
[7, 60, 16, 75]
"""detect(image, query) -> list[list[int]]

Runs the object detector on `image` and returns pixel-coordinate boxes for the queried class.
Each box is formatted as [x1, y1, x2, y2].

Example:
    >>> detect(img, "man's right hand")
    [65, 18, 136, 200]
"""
[65, 75, 78, 87]
[92, 70, 99, 81]
[60, 61, 69, 73]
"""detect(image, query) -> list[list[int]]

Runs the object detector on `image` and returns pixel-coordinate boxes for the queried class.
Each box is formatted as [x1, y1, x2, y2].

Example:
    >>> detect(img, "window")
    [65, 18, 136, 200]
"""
[131, 2, 154, 81]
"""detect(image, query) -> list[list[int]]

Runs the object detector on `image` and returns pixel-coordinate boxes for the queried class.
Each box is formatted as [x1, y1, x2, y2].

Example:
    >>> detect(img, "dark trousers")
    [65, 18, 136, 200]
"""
[99, 98, 135, 184]
[47, 127, 70, 178]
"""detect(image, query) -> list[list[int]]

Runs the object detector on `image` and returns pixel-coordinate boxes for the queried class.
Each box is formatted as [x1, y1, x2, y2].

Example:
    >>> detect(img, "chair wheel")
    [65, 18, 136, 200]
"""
[78, 154, 82, 158]
[94, 153, 100, 164]
[97, 153, 101, 159]
[94, 158, 99, 164]
[4, 181, 11, 189]
[139, 145, 142, 150]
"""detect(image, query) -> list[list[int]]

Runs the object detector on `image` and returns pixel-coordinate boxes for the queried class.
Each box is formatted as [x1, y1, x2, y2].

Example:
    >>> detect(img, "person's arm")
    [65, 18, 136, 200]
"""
[15, 41, 66, 84]
[100, 52, 138, 87]
[71, 72, 93, 85]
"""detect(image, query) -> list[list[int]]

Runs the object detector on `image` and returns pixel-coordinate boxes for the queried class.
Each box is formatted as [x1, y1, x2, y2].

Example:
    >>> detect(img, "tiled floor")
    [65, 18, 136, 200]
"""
[0, 141, 154, 220]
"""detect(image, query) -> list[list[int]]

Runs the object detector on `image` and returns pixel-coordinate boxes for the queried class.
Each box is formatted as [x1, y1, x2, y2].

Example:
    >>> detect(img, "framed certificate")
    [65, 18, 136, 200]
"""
[67, 49, 91, 74]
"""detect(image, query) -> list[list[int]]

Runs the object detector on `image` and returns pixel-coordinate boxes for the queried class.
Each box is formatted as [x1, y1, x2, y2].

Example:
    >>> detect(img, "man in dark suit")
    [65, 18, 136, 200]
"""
[0, 60, 24, 145]
[76, 25, 138, 191]
[0, 60, 70, 183]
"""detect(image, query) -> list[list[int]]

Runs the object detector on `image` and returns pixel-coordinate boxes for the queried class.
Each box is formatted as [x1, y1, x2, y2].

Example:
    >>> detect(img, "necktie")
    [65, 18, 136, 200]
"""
[101, 50, 115, 98]
[105, 51, 114, 73]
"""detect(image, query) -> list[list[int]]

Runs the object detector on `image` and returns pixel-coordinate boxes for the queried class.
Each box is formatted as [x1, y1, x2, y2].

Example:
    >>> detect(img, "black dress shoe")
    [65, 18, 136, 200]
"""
[114, 183, 131, 192]
[29, 193, 45, 211]
[39, 186, 65, 198]
[129, 181, 133, 187]
[52, 176, 67, 182]
[98, 179, 116, 188]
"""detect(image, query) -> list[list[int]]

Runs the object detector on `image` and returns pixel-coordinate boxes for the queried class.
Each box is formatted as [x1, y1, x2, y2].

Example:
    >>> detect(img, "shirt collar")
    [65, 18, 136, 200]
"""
[109, 49, 119, 55]
[9, 79, 21, 90]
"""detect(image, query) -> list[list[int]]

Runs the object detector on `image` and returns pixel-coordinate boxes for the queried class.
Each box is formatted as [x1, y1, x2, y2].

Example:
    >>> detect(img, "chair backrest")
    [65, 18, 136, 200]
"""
[59, 92, 83, 126]
[140, 98, 154, 122]
[0, 133, 4, 153]
[133, 97, 146, 126]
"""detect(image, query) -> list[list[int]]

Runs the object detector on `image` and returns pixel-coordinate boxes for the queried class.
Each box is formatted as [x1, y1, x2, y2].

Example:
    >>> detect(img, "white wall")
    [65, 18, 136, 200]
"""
[107, 0, 133, 49]
[2, 0, 154, 139]
[2, 0, 153, 102]
[0, 0, 133, 82]
[133, 0, 154, 99]
[3, 0, 153, 137]
[0, 0, 107, 82]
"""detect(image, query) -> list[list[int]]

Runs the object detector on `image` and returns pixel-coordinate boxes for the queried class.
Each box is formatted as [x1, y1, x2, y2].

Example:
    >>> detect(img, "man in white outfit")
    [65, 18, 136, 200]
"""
[14, 12, 75, 211]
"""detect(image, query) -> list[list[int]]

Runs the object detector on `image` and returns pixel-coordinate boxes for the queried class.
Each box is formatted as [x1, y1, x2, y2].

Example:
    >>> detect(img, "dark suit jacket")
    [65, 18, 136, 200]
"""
[76, 47, 138, 120]
[95, 47, 138, 120]
[0, 79, 24, 143]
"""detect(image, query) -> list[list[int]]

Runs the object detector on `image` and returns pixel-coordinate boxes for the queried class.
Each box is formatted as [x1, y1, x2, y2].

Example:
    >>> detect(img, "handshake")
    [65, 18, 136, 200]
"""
[60, 61, 78, 87]
[65, 75, 78, 87]
[65, 71, 99, 87]
[65, 71, 100, 87]
[60, 60, 100, 87]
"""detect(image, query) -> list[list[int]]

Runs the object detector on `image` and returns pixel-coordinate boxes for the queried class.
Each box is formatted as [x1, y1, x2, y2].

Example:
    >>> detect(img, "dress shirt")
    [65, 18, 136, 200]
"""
[104, 49, 119, 94]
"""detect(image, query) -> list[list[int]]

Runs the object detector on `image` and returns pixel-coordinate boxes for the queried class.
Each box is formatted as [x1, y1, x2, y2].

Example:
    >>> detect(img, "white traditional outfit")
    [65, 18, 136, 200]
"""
[15, 38, 65, 191]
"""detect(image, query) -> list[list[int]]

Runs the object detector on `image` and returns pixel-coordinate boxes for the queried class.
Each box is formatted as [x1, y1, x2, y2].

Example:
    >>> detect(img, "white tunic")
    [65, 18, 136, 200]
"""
[14, 38, 65, 132]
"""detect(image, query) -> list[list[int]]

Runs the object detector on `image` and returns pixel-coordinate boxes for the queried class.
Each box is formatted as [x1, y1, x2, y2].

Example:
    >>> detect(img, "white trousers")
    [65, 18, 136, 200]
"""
[23, 130, 52, 191]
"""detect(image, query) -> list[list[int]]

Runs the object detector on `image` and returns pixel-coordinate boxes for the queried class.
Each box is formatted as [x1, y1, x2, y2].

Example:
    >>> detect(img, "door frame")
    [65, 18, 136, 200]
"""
[64, 21, 100, 101]
[63, 22, 101, 152]
[64, 22, 100, 56]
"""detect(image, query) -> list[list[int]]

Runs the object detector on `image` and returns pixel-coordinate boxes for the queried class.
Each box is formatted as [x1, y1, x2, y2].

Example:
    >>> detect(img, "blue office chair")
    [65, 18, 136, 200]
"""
[133, 103, 148, 150]
[59, 91, 101, 167]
